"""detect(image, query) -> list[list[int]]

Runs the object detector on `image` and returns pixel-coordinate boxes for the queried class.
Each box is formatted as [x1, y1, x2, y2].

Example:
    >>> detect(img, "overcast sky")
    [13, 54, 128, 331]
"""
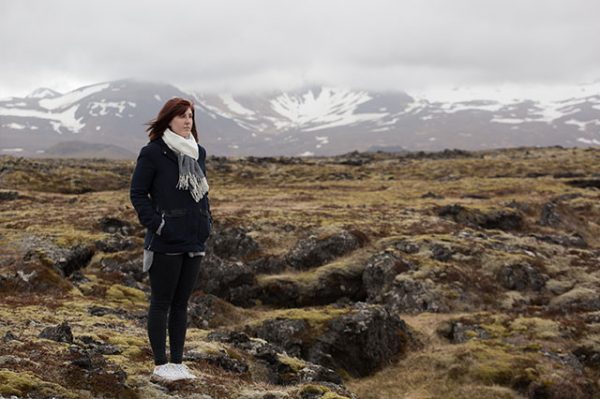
[1, 0, 599, 99]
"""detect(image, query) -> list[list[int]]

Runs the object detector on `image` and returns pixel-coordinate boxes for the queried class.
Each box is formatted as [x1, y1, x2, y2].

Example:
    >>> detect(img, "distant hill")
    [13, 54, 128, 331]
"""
[1, 78, 600, 158]
[42, 140, 136, 159]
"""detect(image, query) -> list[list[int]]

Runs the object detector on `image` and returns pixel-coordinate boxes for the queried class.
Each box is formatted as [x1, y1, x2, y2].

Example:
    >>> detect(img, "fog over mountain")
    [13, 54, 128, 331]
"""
[1, 79, 599, 158]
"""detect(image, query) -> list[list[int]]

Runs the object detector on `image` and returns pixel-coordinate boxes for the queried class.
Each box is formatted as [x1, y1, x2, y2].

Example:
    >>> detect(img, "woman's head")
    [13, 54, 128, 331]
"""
[146, 98, 198, 141]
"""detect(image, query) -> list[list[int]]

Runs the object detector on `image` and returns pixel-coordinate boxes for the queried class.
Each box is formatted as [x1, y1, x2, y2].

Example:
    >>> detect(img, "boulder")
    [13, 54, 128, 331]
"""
[437, 204, 523, 231]
[39, 321, 73, 343]
[362, 251, 414, 302]
[94, 234, 136, 253]
[210, 225, 260, 260]
[207, 331, 343, 386]
[539, 201, 562, 227]
[188, 293, 247, 329]
[306, 303, 413, 377]
[496, 263, 547, 291]
[97, 216, 135, 235]
[23, 239, 95, 278]
[195, 252, 257, 306]
[383, 275, 448, 313]
[257, 262, 366, 308]
[285, 230, 365, 270]
[437, 320, 491, 343]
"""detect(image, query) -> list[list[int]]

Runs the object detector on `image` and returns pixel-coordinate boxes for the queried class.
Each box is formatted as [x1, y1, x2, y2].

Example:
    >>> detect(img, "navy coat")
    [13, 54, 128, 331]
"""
[130, 137, 212, 253]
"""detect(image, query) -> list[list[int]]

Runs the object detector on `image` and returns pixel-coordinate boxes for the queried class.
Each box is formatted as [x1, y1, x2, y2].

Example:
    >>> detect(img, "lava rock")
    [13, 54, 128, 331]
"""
[211, 226, 260, 260]
[306, 303, 413, 377]
[496, 263, 547, 291]
[383, 275, 448, 313]
[98, 216, 135, 235]
[437, 204, 523, 231]
[362, 251, 414, 302]
[195, 253, 256, 306]
[430, 244, 453, 262]
[39, 321, 74, 343]
[285, 230, 363, 270]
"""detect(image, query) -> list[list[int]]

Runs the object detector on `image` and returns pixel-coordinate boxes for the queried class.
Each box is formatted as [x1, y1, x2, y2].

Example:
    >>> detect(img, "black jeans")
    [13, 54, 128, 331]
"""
[147, 252, 202, 365]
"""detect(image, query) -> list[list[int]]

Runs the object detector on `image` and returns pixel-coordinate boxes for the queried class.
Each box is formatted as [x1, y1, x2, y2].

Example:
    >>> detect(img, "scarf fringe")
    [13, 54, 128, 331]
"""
[177, 173, 209, 202]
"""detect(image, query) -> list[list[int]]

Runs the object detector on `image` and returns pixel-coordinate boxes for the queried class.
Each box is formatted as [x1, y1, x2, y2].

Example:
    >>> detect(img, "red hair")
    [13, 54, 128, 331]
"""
[146, 98, 198, 142]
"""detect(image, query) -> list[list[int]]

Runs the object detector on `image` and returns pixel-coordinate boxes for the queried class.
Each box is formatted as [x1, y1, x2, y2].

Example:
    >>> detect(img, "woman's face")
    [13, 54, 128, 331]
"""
[169, 107, 194, 138]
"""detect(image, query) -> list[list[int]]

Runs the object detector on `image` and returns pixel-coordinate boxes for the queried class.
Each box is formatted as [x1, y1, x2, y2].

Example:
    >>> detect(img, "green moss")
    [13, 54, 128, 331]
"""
[105, 284, 146, 305]
[0, 370, 81, 398]
[277, 353, 307, 372]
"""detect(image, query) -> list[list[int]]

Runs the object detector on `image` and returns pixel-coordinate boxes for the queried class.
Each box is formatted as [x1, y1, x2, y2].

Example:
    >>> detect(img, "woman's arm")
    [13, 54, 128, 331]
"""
[130, 145, 162, 232]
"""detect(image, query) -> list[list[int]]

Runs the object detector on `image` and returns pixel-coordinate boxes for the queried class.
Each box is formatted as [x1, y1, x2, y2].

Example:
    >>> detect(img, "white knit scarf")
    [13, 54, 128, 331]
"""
[162, 128, 209, 202]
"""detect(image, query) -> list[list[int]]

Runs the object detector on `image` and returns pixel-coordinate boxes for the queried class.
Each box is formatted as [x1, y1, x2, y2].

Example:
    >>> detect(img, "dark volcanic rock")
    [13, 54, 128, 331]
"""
[249, 318, 310, 358]
[0, 190, 19, 201]
[362, 251, 414, 302]
[532, 233, 587, 248]
[211, 225, 260, 260]
[24, 240, 95, 278]
[98, 216, 134, 235]
[430, 244, 453, 261]
[94, 234, 136, 253]
[188, 293, 245, 329]
[286, 230, 364, 270]
[185, 349, 249, 374]
[496, 263, 547, 291]
[539, 201, 562, 227]
[565, 179, 600, 190]
[437, 320, 491, 343]
[39, 321, 74, 343]
[195, 253, 257, 306]
[258, 261, 366, 307]
[306, 304, 413, 377]
[248, 255, 289, 274]
[383, 275, 448, 313]
[437, 204, 523, 231]
[207, 331, 342, 386]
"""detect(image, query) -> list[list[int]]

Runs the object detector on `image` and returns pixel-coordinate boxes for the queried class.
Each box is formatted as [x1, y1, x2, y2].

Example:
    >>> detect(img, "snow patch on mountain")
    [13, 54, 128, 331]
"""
[27, 88, 61, 99]
[39, 83, 109, 110]
[270, 87, 388, 131]
[88, 100, 136, 116]
[219, 94, 255, 116]
[0, 105, 84, 133]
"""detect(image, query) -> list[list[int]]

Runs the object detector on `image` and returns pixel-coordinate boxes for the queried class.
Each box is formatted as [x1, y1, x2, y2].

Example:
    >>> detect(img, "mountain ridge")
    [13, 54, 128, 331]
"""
[1, 78, 599, 158]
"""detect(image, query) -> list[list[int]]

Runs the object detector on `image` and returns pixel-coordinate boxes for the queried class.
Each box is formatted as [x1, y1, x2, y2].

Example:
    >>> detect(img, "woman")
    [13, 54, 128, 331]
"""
[130, 97, 212, 382]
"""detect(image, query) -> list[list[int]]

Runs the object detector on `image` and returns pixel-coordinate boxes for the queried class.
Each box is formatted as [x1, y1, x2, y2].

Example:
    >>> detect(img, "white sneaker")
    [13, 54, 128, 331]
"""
[170, 363, 197, 380]
[151, 363, 186, 382]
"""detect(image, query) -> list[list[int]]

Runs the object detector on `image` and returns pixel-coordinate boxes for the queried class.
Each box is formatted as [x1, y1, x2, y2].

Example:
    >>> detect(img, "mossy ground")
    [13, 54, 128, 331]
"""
[1, 146, 600, 398]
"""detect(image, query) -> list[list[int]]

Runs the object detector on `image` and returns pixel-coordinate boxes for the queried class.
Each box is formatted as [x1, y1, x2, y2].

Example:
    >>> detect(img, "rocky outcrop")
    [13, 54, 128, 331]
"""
[285, 230, 366, 270]
[306, 304, 413, 377]
[245, 304, 414, 378]
[21, 236, 95, 278]
[437, 204, 524, 231]
[210, 225, 260, 260]
[437, 320, 491, 343]
[382, 275, 448, 313]
[195, 252, 257, 306]
[207, 331, 343, 386]
[188, 293, 248, 329]
[257, 262, 366, 308]
[97, 216, 135, 236]
[362, 251, 414, 302]
[496, 263, 547, 292]
[38, 321, 73, 343]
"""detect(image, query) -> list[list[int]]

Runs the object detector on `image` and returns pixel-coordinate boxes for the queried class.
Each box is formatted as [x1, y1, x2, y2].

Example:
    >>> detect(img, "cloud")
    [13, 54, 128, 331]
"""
[1, 0, 599, 97]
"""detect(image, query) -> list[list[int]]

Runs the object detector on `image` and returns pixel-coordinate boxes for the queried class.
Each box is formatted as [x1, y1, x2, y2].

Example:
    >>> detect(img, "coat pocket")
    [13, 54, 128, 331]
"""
[161, 208, 189, 244]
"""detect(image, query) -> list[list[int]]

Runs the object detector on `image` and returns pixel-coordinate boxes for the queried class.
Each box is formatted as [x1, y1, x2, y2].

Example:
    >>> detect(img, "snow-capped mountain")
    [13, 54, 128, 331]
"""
[1, 79, 599, 158]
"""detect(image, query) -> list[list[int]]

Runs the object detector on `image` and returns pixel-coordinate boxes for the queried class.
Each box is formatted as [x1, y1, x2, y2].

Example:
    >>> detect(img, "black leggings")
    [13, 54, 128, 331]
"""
[147, 252, 202, 365]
